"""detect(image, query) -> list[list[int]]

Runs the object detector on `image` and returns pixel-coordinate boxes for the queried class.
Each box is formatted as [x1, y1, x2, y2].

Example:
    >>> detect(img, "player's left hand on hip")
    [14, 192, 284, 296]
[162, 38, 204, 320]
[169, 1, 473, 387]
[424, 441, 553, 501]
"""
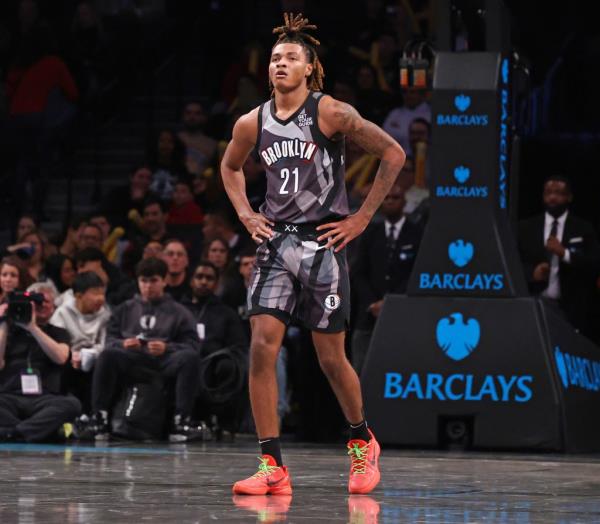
[316, 213, 369, 252]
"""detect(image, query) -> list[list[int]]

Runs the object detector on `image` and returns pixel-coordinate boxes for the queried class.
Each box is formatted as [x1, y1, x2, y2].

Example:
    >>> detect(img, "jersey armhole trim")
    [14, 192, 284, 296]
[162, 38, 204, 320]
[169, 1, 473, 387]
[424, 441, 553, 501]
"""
[313, 92, 339, 145]
[256, 103, 264, 149]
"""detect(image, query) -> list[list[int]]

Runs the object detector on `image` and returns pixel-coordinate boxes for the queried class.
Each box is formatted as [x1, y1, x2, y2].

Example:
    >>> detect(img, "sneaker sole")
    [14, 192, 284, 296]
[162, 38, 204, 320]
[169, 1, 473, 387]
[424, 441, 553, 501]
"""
[232, 483, 269, 496]
[232, 481, 293, 496]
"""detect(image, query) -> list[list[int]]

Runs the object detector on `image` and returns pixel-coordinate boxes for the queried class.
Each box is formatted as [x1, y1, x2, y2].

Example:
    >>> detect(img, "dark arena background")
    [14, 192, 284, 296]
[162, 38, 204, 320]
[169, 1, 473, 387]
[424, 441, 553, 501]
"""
[1, 0, 600, 522]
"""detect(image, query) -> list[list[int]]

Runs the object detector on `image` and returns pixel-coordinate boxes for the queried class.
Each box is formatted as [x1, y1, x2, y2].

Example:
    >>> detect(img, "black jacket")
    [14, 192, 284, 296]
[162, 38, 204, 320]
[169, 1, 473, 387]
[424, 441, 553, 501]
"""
[518, 213, 600, 331]
[183, 294, 247, 356]
[352, 219, 422, 329]
[105, 294, 200, 354]
[0, 323, 70, 394]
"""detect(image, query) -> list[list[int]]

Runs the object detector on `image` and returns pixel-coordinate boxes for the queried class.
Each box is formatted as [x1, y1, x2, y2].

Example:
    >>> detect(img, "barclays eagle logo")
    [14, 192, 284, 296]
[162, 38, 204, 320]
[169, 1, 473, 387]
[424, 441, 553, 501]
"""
[454, 94, 471, 112]
[436, 313, 480, 361]
[454, 166, 470, 183]
[448, 239, 474, 268]
[554, 347, 569, 388]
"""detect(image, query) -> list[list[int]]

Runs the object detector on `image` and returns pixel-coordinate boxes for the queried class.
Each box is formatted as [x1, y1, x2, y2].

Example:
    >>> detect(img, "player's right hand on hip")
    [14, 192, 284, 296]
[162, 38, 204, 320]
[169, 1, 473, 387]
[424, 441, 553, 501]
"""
[241, 212, 275, 244]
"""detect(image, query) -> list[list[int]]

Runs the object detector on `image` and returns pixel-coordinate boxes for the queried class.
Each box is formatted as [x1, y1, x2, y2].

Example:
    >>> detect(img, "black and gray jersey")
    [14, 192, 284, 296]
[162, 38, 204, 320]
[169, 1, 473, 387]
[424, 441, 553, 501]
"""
[256, 91, 349, 224]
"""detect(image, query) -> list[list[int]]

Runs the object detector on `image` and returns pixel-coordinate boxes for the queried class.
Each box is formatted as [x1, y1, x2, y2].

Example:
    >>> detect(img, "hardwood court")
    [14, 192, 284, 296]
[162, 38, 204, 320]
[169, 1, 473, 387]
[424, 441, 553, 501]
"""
[1, 439, 599, 523]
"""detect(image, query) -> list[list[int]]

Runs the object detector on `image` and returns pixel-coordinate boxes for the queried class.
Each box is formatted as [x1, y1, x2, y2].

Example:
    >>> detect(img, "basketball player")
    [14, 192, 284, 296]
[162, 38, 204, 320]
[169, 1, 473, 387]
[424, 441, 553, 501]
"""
[221, 13, 406, 496]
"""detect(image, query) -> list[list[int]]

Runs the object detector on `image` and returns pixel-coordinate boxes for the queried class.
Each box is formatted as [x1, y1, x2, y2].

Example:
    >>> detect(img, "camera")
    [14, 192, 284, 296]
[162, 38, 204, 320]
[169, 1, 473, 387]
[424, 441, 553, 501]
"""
[7, 291, 45, 324]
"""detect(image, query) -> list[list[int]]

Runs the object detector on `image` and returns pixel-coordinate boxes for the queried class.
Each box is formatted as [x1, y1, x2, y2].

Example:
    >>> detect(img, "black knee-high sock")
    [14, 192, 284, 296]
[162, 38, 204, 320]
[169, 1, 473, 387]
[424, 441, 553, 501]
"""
[259, 437, 283, 466]
[349, 420, 370, 442]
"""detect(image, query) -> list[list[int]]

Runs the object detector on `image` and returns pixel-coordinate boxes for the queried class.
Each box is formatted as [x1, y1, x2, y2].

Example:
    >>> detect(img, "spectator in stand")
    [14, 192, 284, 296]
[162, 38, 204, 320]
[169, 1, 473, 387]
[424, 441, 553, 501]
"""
[0, 282, 81, 442]
[167, 180, 204, 226]
[351, 185, 423, 374]
[147, 128, 190, 202]
[203, 237, 231, 296]
[0, 256, 33, 304]
[222, 248, 257, 334]
[88, 213, 125, 265]
[101, 165, 157, 231]
[5, 23, 79, 221]
[183, 261, 248, 433]
[18, 229, 47, 281]
[74, 247, 136, 306]
[383, 88, 430, 153]
[403, 117, 432, 225]
[354, 63, 392, 126]
[78, 223, 104, 251]
[202, 211, 252, 263]
[88, 213, 110, 244]
[50, 272, 110, 411]
[51, 271, 109, 365]
[518, 175, 600, 336]
[59, 216, 88, 258]
[121, 198, 171, 276]
[178, 101, 217, 177]
[142, 240, 163, 260]
[14, 214, 38, 244]
[76, 257, 203, 442]
[185, 261, 247, 354]
[44, 254, 76, 305]
[162, 240, 191, 302]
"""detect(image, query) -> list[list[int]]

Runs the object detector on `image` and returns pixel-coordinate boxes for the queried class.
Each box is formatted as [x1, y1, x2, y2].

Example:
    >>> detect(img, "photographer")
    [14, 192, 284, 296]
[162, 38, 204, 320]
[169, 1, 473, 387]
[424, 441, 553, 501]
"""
[0, 284, 81, 442]
[79, 257, 203, 442]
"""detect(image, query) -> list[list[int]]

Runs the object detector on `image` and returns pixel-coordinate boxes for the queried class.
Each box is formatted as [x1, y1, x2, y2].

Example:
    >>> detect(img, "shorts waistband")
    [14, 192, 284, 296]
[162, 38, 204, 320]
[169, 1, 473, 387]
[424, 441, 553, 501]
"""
[272, 221, 324, 236]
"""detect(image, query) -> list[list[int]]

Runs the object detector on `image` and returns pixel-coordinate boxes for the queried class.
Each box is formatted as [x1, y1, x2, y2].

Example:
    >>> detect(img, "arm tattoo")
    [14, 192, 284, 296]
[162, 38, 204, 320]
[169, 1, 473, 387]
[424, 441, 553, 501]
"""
[332, 101, 405, 219]
[360, 159, 399, 218]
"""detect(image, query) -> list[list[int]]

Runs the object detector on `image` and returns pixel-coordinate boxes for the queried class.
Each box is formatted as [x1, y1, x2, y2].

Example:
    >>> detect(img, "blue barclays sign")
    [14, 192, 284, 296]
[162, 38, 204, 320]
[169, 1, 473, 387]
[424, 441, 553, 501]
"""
[436, 94, 489, 127]
[435, 166, 489, 199]
[383, 312, 534, 402]
[498, 58, 509, 210]
[418, 240, 505, 291]
[554, 346, 600, 392]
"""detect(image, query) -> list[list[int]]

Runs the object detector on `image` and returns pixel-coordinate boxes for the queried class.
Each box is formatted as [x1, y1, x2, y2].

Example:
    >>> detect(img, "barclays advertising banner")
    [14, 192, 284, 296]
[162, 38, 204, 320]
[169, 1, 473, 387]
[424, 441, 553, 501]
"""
[362, 296, 561, 449]
[407, 52, 527, 298]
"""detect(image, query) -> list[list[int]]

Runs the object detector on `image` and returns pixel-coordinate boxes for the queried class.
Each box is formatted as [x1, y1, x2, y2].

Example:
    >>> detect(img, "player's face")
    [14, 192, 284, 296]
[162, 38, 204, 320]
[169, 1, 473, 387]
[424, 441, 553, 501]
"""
[270, 43, 313, 93]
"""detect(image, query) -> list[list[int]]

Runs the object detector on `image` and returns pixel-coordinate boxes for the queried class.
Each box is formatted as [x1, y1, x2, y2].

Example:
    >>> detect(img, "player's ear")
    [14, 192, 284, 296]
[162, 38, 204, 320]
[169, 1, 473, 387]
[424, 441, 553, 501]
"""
[305, 62, 313, 78]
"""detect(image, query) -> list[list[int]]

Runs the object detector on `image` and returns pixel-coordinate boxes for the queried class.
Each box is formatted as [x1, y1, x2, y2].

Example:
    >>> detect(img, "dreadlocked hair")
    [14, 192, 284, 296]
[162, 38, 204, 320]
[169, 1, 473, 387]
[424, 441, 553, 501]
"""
[271, 12, 324, 94]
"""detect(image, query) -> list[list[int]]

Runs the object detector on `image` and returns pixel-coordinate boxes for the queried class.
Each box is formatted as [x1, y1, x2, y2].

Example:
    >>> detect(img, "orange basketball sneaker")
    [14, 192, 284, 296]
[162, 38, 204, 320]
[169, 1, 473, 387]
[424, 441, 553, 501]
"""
[232, 455, 293, 496]
[347, 429, 381, 494]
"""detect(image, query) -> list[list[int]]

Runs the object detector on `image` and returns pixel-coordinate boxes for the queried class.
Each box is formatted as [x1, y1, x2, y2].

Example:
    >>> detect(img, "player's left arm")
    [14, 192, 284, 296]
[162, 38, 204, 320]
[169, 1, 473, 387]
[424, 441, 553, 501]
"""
[316, 97, 406, 251]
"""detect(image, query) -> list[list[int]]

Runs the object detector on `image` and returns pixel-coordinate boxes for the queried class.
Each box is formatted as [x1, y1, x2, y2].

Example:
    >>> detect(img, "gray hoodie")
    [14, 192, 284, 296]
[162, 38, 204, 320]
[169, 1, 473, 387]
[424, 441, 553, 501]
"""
[50, 300, 111, 355]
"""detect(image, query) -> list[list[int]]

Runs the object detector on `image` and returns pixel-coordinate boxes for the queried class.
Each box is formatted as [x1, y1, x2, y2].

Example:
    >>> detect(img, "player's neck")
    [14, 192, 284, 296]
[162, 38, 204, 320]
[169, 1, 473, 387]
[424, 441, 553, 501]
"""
[274, 85, 310, 116]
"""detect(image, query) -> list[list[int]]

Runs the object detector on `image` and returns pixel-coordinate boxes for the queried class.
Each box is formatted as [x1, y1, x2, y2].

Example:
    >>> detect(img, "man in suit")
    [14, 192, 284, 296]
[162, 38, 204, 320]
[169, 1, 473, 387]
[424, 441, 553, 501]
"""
[351, 184, 422, 374]
[518, 175, 600, 335]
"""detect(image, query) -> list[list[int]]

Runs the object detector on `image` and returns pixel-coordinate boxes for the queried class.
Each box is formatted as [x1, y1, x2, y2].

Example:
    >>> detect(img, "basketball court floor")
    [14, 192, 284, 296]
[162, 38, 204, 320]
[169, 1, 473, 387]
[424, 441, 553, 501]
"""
[1, 437, 599, 523]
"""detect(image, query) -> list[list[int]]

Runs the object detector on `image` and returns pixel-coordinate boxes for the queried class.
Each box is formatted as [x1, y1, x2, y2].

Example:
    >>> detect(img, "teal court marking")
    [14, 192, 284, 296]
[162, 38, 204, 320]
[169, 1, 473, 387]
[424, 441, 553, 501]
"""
[0, 443, 180, 455]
